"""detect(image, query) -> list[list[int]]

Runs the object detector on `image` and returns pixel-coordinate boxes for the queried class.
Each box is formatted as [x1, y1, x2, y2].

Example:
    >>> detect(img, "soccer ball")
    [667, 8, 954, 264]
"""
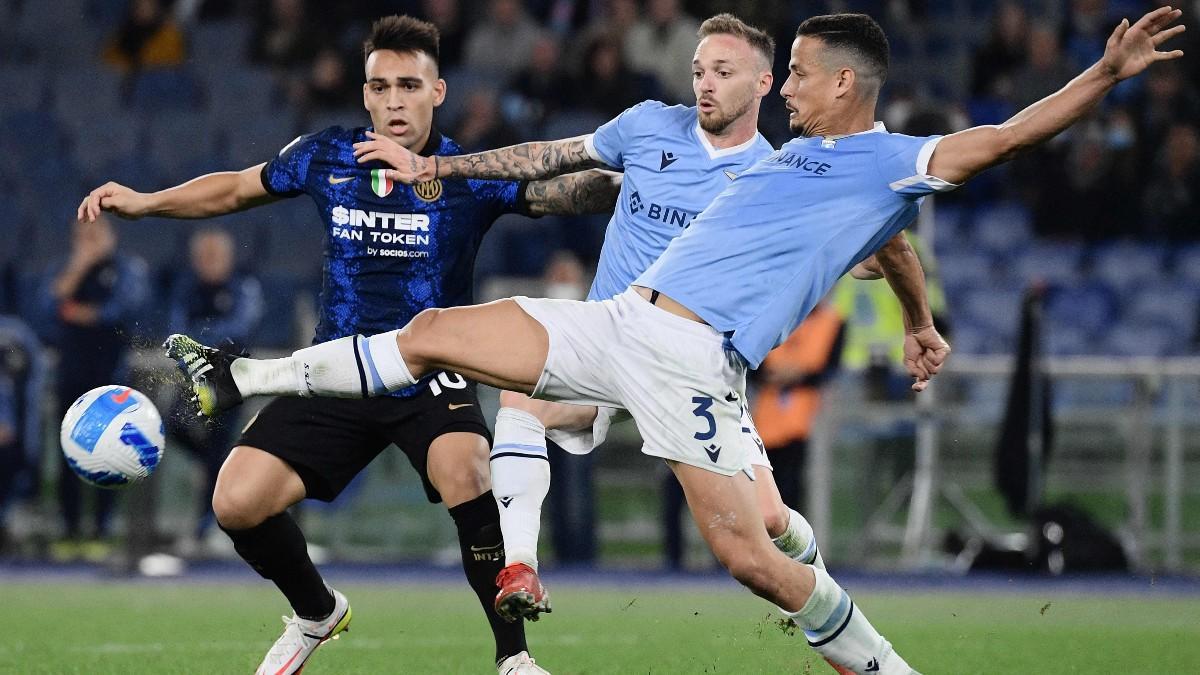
[60, 385, 165, 488]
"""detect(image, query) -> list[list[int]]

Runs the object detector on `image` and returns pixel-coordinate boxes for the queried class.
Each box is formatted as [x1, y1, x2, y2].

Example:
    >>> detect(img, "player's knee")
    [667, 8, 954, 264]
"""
[498, 389, 535, 411]
[212, 480, 278, 530]
[434, 463, 490, 505]
[761, 501, 791, 539]
[396, 307, 444, 368]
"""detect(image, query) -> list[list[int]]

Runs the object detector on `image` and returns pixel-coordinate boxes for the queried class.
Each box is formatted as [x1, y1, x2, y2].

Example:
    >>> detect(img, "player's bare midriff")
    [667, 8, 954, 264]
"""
[633, 285, 706, 324]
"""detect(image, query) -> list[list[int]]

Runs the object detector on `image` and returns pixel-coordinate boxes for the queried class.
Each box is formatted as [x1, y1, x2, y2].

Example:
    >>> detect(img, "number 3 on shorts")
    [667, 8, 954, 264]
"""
[691, 396, 716, 440]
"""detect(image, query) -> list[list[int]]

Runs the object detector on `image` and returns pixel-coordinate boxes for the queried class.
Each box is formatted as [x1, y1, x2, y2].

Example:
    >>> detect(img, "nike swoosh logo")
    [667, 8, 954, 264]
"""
[723, 170, 737, 181]
[470, 543, 502, 552]
[448, 403, 474, 410]
[111, 388, 132, 404]
[327, 175, 355, 184]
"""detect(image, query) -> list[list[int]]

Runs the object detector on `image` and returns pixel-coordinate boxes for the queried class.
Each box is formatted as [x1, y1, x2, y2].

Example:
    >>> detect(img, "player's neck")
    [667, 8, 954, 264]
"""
[811, 107, 875, 138]
[700, 113, 760, 150]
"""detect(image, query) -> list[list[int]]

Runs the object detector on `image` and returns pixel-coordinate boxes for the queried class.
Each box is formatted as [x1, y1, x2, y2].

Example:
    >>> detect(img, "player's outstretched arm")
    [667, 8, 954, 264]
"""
[523, 170, 622, 217]
[874, 233, 950, 392]
[355, 131, 606, 184]
[927, 6, 1185, 185]
[77, 164, 277, 222]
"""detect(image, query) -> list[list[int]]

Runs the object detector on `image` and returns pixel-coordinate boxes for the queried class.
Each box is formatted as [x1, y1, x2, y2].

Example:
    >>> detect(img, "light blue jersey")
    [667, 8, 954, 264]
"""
[583, 101, 774, 301]
[636, 123, 956, 368]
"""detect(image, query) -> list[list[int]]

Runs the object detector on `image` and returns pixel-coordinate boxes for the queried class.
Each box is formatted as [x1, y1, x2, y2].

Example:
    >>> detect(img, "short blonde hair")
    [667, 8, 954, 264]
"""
[698, 13, 776, 68]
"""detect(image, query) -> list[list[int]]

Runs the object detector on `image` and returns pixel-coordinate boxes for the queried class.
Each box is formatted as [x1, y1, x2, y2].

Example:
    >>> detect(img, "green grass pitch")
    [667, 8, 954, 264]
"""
[2, 580, 1198, 673]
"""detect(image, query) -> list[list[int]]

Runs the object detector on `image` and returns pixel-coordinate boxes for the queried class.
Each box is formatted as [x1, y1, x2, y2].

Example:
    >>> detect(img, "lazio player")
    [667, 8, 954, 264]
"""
[358, 12, 932, 625]
[79, 15, 619, 675]
[165, 8, 1184, 674]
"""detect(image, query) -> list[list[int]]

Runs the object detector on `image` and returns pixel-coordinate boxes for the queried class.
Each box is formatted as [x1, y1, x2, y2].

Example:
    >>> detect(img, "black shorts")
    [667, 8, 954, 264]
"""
[236, 372, 490, 503]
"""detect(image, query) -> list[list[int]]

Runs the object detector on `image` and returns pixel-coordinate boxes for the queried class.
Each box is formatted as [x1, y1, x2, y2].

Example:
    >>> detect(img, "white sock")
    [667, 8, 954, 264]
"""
[275, 331, 416, 398]
[229, 356, 308, 398]
[772, 508, 826, 570]
[490, 407, 551, 570]
[784, 567, 916, 675]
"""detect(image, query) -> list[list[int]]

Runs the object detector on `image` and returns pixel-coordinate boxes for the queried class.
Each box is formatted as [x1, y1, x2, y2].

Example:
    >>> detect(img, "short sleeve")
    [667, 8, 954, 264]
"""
[876, 134, 959, 199]
[469, 178, 526, 220]
[585, 100, 666, 169]
[261, 132, 322, 197]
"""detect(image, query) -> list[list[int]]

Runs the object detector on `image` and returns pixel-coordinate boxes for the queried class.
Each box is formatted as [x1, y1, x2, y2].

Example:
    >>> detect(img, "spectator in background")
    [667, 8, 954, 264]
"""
[749, 301, 844, 512]
[1009, 26, 1077, 110]
[624, 0, 701, 104]
[510, 34, 573, 128]
[1143, 123, 1200, 240]
[0, 316, 43, 556]
[539, 251, 597, 565]
[570, 35, 661, 118]
[571, 0, 639, 69]
[1132, 62, 1200, 173]
[451, 89, 521, 153]
[421, 0, 467, 69]
[38, 216, 148, 554]
[970, 1, 1028, 101]
[101, 0, 186, 72]
[463, 0, 545, 77]
[294, 47, 357, 112]
[166, 228, 263, 553]
[249, 0, 320, 69]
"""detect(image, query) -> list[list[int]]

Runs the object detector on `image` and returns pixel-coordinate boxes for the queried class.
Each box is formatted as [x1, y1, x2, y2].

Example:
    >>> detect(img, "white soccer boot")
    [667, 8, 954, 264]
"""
[497, 650, 550, 674]
[255, 587, 352, 675]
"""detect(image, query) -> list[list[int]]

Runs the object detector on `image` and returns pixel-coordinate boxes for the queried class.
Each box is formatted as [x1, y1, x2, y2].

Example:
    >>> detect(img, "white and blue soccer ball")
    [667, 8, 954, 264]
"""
[60, 385, 165, 488]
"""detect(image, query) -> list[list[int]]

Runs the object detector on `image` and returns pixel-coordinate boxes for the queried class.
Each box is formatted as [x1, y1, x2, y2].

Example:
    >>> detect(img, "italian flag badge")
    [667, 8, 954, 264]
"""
[370, 169, 393, 198]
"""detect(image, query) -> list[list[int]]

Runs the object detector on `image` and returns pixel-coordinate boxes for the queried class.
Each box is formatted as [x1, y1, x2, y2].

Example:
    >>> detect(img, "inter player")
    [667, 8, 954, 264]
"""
[355, 12, 933, 623]
[164, 8, 1184, 674]
[78, 15, 620, 675]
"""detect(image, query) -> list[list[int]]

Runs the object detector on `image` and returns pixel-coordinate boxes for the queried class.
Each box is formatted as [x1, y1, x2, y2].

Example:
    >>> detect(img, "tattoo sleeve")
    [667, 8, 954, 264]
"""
[523, 169, 622, 217]
[442, 136, 604, 181]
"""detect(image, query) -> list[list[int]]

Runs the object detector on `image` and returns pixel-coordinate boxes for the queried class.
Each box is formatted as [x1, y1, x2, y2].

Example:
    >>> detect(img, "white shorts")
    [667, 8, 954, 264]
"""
[514, 290, 755, 477]
[548, 400, 773, 471]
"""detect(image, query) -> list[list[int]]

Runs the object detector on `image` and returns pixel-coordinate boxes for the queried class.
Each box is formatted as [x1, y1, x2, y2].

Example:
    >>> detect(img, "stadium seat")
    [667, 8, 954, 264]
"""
[0, 66, 48, 112]
[1088, 240, 1167, 292]
[1043, 281, 1118, 335]
[1122, 282, 1199, 337]
[190, 20, 254, 65]
[128, 68, 205, 112]
[1011, 242, 1085, 286]
[1104, 321, 1184, 357]
[965, 200, 1032, 259]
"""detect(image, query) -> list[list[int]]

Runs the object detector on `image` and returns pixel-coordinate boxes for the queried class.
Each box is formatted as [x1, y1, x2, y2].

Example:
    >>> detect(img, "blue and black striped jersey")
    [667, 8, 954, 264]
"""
[262, 126, 526, 344]
[261, 126, 526, 397]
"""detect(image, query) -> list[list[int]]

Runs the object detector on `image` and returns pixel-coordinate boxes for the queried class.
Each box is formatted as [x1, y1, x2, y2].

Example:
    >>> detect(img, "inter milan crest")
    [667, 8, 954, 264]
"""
[370, 169, 393, 198]
[413, 179, 443, 203]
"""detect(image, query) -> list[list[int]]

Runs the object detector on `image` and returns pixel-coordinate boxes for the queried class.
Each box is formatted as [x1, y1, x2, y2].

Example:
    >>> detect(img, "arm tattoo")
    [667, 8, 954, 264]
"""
[443, 137, 603, 181]
[524, 169, 622, 216]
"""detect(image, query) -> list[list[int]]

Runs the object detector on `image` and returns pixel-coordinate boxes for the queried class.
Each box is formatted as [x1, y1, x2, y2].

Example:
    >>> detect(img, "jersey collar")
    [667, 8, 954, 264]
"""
[694, 122, 764, 160]
[418, 127, 444, 156]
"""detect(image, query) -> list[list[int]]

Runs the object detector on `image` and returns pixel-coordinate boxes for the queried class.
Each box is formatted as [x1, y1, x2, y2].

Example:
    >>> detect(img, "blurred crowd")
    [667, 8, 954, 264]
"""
[1, 0, 1199, 560]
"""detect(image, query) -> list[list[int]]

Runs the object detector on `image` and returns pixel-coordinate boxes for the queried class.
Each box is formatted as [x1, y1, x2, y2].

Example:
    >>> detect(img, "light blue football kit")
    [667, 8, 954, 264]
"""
[583, 101, 774, 300]
[638, 123, 955, 368]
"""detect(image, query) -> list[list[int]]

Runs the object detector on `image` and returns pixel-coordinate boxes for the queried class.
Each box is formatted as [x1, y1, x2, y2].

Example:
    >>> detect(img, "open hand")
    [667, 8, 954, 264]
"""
[904, 325, 951, 392]
[1101, 6, 1186, 82]
[352, 130, 436, 184]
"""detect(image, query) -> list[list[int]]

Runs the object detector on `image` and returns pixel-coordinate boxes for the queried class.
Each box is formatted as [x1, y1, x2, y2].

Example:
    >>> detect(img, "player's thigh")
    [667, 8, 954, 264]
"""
[400, 299, 549, 394]
[668, 461, 779, 579]
[499, 389, 598, 432]
[426, 431, 491, 508]
[213, 446, 306, 528]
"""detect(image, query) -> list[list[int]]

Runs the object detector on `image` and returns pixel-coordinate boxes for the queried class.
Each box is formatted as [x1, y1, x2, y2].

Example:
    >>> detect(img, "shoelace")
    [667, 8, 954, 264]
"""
[264, 616, 316, 663]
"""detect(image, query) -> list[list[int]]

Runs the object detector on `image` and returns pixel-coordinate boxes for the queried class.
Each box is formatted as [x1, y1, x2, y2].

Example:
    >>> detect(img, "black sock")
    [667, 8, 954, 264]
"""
[221, 512, 334, 621]
[448, 491, 528, 664]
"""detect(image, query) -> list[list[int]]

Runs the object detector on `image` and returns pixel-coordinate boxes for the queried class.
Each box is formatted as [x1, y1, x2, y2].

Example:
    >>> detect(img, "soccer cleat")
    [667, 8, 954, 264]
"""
[163, 334, 244, 417]
[494, 562, 552, 623]
[255, 587, 352, 675]
[497, 650, 550, 675]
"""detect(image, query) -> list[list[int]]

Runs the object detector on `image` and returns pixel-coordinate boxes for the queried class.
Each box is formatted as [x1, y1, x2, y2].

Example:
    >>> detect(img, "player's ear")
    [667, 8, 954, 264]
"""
[757, 70, 773, 98]
[432, 78, 447, 107]
[834, 67, 855, 99]
[362, 82, 370, 111]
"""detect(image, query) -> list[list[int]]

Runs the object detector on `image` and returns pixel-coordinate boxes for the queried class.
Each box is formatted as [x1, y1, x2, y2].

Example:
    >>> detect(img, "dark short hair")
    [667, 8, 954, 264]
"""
[363, 15, 440, 67]
[698, 13, 776, 68]
[797, 13, 889, 88]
